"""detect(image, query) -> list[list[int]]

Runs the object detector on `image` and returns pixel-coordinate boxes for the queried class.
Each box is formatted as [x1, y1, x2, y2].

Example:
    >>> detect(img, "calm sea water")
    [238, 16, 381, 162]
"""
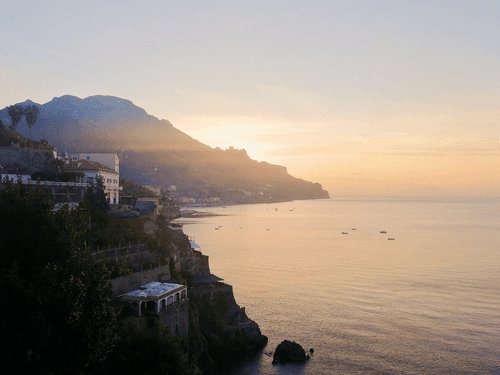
[175, 197, 500, 374]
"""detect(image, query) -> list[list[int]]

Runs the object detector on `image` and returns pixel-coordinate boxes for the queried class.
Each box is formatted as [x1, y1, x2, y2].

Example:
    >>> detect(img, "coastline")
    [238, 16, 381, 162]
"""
[179, 209, 226, 218]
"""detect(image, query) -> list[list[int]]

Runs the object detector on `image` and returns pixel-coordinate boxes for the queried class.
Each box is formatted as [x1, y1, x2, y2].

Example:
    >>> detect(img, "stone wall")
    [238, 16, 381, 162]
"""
[159, 299, 189, 337]
[93, 243, 158, 270]
[111, 265, 172, 296]
[0, 147, 53, 174]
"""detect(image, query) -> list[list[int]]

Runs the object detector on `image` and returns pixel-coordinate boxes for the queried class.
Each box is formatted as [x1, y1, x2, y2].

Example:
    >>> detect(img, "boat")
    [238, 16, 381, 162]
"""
[380, 231, 387, 234]
[388, 238, 395, 240]
[342, 232, 348, 234]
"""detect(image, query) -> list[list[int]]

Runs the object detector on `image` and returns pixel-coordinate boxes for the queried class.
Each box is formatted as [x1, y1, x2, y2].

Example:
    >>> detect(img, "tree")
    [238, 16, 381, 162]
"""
[85, 175, 110, 224]
[0, 182, 118, 374]
[7, 104, 24, 131]
[99, 319, 192, 375]
[0, 119, 5, 129]
[24, 104, 40, 140]
[81, 175, 111, 249]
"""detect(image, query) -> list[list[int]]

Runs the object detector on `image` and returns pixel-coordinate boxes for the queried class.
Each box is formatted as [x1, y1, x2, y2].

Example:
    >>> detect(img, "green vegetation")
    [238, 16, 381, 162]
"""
[0, 127, 54, 151]
[4, 103, 40, 137]
[100, 257, 134, 279]
[0, 181, 118, 374]
[93, 317, 192, 375]
[7, 104, 24, 131]
[120, 176, 156, 197]
[0, 181, 199, 374]
[24, 104, 40, 140]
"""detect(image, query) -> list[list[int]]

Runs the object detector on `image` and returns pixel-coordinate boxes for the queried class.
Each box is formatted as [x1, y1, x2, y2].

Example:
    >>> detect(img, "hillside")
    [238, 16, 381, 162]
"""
[0, 95, 329, 202]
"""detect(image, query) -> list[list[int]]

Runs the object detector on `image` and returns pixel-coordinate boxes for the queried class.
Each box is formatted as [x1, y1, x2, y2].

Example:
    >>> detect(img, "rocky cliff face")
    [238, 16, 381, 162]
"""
[188, 284, 268, 374]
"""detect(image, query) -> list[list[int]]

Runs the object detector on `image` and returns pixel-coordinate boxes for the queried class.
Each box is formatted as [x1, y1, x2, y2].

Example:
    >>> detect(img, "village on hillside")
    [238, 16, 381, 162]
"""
[0, 127, 268, 374]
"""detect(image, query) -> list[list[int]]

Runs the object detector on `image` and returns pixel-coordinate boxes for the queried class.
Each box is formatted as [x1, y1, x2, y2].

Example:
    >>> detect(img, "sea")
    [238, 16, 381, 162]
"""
[174, 197, 500, 374]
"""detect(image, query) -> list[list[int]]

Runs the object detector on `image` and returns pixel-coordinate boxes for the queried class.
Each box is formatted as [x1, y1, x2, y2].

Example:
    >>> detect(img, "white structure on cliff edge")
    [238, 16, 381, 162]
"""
[120, 282, 188, 316]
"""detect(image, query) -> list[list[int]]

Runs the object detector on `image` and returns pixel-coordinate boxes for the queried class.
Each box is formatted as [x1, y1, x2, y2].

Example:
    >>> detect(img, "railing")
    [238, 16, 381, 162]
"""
[12, 180, 91, 187]
[91, 243, 149, 259]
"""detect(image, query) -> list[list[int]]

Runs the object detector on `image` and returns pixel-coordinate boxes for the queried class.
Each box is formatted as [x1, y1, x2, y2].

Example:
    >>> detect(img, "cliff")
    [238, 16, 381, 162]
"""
[188, 283, 268, 374]
[108, 219, 267, 374]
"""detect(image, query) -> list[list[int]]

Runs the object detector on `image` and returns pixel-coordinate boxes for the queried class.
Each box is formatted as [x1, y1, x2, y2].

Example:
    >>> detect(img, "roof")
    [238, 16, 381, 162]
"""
[120, 282, 185, 300]
[63, 159, 117, 174]
[133, 200, 156, 215]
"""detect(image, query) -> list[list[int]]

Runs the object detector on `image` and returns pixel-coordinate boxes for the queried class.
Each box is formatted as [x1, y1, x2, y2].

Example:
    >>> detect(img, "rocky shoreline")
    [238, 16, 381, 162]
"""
[188, 283, 268, 374]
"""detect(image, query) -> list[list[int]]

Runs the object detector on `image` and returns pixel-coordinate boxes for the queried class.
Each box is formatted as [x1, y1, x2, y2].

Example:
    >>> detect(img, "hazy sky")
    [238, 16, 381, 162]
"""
[1, 1, 498, 196]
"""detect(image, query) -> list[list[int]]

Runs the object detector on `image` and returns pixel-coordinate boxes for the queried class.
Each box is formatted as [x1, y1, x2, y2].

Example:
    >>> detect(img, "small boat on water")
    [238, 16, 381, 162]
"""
[380, 231, 387, 234]
[342, 232, 348, 234]
[388, 238, 395, 240]
[352, 228, 356, 230]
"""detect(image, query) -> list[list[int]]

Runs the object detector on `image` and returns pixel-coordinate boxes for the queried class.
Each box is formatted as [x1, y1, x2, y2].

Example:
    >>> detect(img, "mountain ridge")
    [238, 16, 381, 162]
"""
[0, 95, 329, 202]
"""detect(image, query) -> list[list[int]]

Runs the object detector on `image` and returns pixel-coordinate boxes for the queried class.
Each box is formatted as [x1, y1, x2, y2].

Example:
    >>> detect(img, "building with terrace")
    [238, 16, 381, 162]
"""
[120, 282, 189, 336]
[63, 159, 121, 204]
[69, 152, 120, 173]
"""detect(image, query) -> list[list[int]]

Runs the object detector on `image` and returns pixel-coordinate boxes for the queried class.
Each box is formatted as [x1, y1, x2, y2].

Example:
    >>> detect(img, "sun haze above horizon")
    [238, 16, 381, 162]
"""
[1, 1, 498, 196]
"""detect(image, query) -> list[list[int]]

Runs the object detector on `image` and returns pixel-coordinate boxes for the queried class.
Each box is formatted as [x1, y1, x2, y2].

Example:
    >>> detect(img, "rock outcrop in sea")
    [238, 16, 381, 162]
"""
[272, 340, 310, 365]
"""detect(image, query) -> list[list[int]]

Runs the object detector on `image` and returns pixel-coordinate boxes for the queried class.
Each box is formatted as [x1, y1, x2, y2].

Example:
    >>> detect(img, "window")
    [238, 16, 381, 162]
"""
[86, 177, 94, 183]
[86, 156, 90, 160]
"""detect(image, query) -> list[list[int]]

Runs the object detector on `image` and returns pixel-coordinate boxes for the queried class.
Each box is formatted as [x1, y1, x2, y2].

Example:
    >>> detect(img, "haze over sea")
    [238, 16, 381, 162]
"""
[176, 197, 500, 374]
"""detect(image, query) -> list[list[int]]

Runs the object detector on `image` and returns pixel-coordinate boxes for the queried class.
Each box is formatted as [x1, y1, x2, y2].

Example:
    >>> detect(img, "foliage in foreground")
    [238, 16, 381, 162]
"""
[0, 182, 118, 373]
[92, 317, 194, 375]
[0, 183, 194, 374]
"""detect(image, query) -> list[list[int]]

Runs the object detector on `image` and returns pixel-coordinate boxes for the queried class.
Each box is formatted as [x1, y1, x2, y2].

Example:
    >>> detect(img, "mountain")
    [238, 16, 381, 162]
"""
[0, 95, 329, 202]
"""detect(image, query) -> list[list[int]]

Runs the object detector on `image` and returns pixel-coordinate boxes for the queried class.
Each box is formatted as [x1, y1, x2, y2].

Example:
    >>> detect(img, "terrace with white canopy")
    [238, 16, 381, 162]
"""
[120, 282, 188, 316]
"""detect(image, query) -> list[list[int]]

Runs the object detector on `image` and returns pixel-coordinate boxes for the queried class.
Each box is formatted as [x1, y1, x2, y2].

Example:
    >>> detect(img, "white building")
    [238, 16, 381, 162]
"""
[120, 282, 188, 316]
[64, 159, 122, 204]
[69, 152, 120, 174]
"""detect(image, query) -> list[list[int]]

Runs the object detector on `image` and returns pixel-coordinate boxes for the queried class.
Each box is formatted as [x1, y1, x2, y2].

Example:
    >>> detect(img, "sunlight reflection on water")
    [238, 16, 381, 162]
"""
[176, 197, 500, 374]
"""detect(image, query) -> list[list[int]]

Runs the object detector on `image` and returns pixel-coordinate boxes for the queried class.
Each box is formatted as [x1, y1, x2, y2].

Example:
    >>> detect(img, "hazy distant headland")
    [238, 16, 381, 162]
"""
[0, 95, 329, 204]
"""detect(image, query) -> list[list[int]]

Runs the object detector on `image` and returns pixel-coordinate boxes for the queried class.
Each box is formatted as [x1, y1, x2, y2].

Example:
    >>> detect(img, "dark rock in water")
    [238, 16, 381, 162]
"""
[309, 348, 314, 353]
[272, 340, 310, 365]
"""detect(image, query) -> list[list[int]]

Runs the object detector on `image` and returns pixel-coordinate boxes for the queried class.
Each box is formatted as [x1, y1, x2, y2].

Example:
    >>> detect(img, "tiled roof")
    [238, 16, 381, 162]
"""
[63, 159, 117, 174]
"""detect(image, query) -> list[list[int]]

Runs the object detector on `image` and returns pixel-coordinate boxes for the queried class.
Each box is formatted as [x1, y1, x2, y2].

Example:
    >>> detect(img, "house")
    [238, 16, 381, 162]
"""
[120, 282, 189, 336]
[69, 152, 120, 173]
[64, 159, 122, 204]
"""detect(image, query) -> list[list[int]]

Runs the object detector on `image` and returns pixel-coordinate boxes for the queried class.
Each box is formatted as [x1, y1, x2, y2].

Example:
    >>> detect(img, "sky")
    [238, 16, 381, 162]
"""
[1, 0, 498, 196]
